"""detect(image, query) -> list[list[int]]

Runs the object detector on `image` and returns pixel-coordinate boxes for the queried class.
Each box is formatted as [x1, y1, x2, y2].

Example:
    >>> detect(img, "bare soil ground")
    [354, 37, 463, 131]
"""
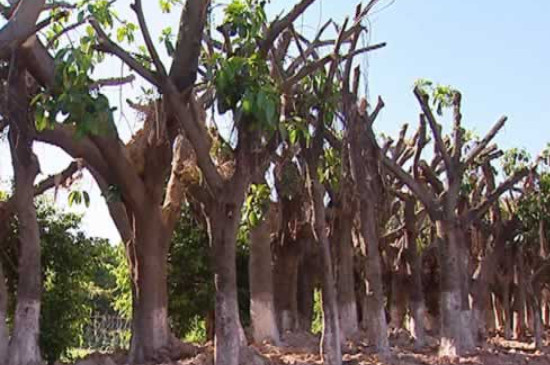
[73, 330, 550, 365]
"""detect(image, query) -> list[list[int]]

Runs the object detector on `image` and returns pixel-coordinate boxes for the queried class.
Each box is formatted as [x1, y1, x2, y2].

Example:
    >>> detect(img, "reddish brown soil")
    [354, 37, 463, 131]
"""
[73, 330, 550, 365]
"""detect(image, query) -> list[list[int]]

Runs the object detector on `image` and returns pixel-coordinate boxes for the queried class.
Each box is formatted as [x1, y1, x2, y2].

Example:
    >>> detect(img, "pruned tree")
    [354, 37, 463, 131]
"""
[382, 82, 529, 356]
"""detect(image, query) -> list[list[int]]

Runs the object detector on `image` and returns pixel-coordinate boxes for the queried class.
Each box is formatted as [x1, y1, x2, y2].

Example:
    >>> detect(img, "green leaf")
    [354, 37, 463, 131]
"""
[68, 191, 82, 207]
[82, 191, 90, 208]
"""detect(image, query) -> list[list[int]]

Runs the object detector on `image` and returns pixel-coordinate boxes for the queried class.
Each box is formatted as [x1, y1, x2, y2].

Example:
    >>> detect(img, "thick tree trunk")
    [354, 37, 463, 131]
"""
[333, 211, 358, 341]
[7, 68, 43, 365]
[207, 195, 245, 365]
[403, 201, 426, 347]
[128, 211, 171, 363]
[249, 215, 279, 344]
[438, 220, 473, 357]
[0, 261, 8, 364]
[358, 203, 389, 353]
[310, 178, 341, 365]
[296, 238, 318, 332]
[389, 266, 408, 331]
[347, 105, 388, 353]
[273, 242, 300, 332]
[513, 250, 527, 339]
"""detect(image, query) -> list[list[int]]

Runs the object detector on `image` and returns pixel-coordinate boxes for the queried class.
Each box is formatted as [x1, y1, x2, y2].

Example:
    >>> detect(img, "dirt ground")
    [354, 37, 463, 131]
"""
[248, 330, 550, 365]
[74, 330, 550, 365]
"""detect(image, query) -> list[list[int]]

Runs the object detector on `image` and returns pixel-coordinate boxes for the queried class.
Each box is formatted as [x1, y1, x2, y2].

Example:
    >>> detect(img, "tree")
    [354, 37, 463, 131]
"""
[382, 82, 529, 356]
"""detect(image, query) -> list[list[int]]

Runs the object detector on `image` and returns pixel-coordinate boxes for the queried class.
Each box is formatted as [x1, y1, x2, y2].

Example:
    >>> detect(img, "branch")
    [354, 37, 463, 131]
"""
[286, 19, 332, 75]
[0, 160, 80, 219]
[34, 124, 111, 183]
[0, 0, 46, 59]
[463, 116, 507, 167]
[451, 91, 463, 161]
[89, 74, 135, 90]
[46, 17, 87, 48]
[131, 0, 167, 78]
[466, 167, 529, 223]
[413, 86, 452, 172]
[90, 18, 159, 87]
[162, 135, 189, 231]
[260, 0, 316, 58]
[283, 42, 385, 89]
[34, 160, 80, 196]
[382, 154, 441, 220]
[169, 0, 210, 91]
[367, 95, 385, 126]
[165, 86, 224, 193]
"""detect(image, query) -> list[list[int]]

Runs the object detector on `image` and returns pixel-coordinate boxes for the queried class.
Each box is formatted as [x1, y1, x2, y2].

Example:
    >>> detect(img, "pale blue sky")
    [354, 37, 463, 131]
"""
[1, 0, 549, 243]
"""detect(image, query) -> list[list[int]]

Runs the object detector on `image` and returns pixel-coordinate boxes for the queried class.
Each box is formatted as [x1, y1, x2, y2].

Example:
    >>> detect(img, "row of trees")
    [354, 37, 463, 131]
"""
[0, 1, 549, 365]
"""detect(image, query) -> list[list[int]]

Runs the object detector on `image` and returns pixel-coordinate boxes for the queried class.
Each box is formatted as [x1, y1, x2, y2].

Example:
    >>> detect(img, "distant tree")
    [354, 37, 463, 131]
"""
[2, 201, 118, 364]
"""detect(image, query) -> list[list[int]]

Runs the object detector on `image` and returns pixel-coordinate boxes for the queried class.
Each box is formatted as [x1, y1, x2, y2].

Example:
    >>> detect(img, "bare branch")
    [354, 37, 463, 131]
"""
[367, 95, 385, 126]
[89, 75, 135, 90]
[260, 0, 316, 57]
[132, 0, 167, 78]
[35, 161, 80, 196]
[169, 0, 210, 91]
[284, 42, 385, 89]
[0, 0, 46, 59]
[90, 18, 159, 87]
[466, 167, 529, 223]
[464, 116, 507, 167]
[413, 87, 452, 172]
[382, 154, 441, 220]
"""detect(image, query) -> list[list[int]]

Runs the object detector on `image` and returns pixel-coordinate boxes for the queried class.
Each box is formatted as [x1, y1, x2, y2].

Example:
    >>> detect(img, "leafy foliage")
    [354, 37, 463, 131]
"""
[211, 0, 280, 132]
[2, 202, 119, 364]
[243, 183, 271, 227]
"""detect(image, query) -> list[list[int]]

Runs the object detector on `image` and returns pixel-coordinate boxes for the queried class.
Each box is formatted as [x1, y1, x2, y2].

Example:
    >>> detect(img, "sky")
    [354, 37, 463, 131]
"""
[1, 0, 549, 243]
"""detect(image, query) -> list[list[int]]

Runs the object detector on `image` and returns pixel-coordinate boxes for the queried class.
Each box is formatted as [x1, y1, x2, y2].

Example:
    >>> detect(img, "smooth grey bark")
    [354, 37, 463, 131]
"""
[332, 203, 358, 341]
[127, 211, 171, 363]
[249, 209, 280, 344]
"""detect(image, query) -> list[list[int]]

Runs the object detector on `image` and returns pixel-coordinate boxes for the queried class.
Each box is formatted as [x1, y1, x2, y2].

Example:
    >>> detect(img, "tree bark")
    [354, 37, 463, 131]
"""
[7, 64, 43, 365]
[249, 212, 279, 344]
[273, 240, 300, 332]
[309, 177, 342, 365]
[437, 220, 474, 357]
[403, 199, 426, 347]
[296, 238, 318, 332]
[0, 260, 8, 365]
[332, 207, 358, 341]
[357, 203, 389, 353]
[128, 210, 171, 363]
[207, 194, 245, 365]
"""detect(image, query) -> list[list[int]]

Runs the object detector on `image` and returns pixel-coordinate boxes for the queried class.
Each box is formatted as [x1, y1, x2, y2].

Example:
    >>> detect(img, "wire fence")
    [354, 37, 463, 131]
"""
[81, 315, 131, 350]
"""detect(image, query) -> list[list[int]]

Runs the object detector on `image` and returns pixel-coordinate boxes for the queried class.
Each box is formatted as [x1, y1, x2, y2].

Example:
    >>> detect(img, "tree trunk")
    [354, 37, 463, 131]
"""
[7, 67, 43, 365]
[437, 220, 473, 357]
[0, 261, 8, 365]
[128, 211, 171, 363]
[297, 239, 317, 332]
[310, 177, 342, 365]
[333, 210, 358, 341]
[357, 203, 389, 353]
[249, 215, 279, 344]
[273, 242, 300, 332]
[513, 249, 527, 339]
[207, 195, 245, 365]
[389, 265, 408, 331]
[403, 200, 426, 347]
[347, 105, 389, 353]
